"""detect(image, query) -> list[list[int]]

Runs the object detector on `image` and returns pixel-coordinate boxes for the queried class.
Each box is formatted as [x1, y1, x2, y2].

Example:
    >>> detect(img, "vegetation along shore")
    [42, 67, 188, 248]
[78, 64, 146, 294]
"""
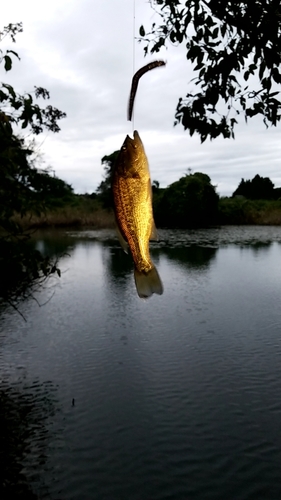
[15, 169, 281, 230]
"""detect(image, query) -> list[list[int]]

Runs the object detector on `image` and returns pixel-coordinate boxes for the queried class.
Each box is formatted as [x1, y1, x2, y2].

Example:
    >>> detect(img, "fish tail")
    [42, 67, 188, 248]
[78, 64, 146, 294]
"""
[134, 265, 163, 298]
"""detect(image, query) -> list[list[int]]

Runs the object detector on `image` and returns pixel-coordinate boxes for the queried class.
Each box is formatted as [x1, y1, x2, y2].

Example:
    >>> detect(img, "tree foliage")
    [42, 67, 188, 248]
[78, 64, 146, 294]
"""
[232, 174, 275, 199]
[154, 172, 219, 227]
[0, 23, 67, 311]
[140, 0, 281, 141]
[96, 150, 120, 208]
[99, 146, 218, 228]
[1, 25, 66, 134]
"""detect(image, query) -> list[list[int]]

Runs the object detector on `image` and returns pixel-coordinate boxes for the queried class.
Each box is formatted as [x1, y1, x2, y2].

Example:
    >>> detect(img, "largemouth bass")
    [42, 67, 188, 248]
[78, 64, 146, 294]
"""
[112, 130, 163, 298]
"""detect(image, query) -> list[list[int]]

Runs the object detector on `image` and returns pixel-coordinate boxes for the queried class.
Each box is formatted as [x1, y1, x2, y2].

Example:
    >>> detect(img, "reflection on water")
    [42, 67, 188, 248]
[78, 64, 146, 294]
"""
[33, 229, 76, 258]
[161, 245, 217, 269]
[1, 226, 281, 499]
[0, 378, 59, 500]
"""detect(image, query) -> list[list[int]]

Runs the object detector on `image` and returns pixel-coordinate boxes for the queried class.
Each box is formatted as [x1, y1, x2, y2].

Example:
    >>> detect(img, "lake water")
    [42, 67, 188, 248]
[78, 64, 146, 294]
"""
[1, 226, 281, 500]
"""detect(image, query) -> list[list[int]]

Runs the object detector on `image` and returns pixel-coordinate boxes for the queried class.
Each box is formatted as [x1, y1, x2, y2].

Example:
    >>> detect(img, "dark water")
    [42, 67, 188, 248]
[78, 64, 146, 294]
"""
[1, 226, 281, 500]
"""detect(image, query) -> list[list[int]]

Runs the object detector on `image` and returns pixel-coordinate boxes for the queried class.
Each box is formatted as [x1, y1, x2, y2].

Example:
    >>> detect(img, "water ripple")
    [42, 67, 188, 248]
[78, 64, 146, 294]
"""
[1, 227, 281, 499]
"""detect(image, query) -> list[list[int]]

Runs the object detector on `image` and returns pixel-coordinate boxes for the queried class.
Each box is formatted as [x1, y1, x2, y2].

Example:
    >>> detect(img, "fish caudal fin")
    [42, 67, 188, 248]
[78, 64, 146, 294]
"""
[134, 266, 163, 298]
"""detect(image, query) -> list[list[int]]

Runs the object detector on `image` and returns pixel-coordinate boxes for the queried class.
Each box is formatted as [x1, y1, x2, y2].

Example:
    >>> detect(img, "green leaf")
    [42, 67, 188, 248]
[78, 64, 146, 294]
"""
[272, 68, 281, 84]
[2, 83, 16, 98]
[213, 27, 219, 38]
[220, 23, 227, 38]
[199, 67, 206, 78]
[194, 62, 204, 71]
[0, 89, 8, 102]
[4, 55, 12, 71]
[7, 49, 20, 60]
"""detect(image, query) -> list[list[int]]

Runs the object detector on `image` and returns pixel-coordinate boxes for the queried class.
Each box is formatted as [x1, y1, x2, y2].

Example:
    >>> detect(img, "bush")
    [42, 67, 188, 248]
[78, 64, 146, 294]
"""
[154, 172, 219, 228]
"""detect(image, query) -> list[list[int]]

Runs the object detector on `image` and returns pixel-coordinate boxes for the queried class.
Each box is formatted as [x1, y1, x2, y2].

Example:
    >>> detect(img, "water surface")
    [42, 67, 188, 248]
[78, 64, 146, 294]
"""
[1, 226, 281, 499]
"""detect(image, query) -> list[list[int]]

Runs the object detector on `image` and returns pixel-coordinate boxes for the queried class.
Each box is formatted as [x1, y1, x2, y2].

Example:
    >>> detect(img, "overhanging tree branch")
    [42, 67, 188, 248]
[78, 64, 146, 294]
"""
[140, 0, 281, 141]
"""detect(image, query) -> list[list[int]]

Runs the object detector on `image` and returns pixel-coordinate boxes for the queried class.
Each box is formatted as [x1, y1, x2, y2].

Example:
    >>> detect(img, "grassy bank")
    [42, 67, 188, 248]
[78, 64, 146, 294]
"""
[12, 196, 281, 230]
[218, 198, 281, 225]
[13, 196, 115, 230]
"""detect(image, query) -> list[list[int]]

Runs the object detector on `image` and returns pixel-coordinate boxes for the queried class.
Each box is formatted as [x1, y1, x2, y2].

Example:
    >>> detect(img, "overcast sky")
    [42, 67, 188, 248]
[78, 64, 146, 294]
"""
[2, 0, 281, 196]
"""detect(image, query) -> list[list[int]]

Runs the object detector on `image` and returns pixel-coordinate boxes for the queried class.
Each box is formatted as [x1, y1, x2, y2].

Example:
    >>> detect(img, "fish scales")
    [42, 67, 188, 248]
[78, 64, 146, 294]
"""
[112, 130, 163, 297]
[114, 157, 152, 272]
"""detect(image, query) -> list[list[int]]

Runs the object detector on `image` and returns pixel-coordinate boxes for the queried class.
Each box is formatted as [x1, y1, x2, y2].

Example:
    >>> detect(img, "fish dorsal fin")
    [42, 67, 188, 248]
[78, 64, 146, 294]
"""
[150, 220, 158, 241]
[115, 222, 129, 254]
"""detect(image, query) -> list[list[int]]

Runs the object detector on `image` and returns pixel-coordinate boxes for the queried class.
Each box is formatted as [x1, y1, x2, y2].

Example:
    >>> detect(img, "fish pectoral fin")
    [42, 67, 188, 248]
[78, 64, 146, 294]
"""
[134, 266, 163, 298]
[149, 220, 158, 241]
[115, 223, 129, 254]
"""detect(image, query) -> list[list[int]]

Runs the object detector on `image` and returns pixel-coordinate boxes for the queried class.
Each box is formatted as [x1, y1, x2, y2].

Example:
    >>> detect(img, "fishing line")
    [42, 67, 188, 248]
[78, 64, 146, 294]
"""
[132, 0, 136, 130]
[129, 1, 166, 127]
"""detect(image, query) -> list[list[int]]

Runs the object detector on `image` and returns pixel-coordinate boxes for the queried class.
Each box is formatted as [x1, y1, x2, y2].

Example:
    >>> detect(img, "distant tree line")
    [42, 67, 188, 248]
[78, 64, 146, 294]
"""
[96, 151, 219, 227]
[96, 150, 281, 228]
[232, 174, 281, 200]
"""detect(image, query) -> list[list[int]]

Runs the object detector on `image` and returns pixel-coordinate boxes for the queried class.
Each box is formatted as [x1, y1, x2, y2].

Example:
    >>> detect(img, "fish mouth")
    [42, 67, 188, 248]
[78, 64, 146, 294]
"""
[125, 130, 141, 148]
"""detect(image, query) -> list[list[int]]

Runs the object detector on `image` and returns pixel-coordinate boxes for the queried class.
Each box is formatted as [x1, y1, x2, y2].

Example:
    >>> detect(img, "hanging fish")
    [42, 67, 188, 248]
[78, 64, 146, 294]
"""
[112, 130, 163, 298]
[112, 61, 166, 298]
[127, 60, 166, 121]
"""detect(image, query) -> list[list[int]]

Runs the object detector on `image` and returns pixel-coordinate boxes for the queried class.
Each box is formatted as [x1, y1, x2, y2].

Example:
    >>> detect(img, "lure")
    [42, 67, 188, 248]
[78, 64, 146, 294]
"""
[127, 60, 166, 121]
